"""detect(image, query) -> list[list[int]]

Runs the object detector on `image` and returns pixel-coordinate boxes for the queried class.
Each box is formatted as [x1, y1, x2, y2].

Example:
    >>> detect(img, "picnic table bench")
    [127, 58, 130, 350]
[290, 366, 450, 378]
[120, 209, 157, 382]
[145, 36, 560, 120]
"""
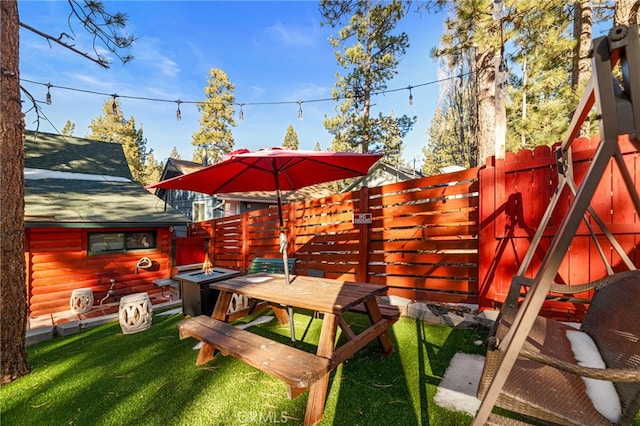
[178, 315, 330, 398]
[247, 257, 296, 274]
[177, 273, 397, 425]
[349, 302, 400, 321]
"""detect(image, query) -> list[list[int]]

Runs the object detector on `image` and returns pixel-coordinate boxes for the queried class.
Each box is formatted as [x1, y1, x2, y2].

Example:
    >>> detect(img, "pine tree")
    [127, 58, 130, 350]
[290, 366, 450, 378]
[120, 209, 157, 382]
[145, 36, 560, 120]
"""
[320, 0, 416, 156]
[428, 0, 605, 161]
[169, 146, 181, 159]
[144, 149, 163, 186]
[282, 124, 299, 149]
[192, 68, 236, 164]
[573, 1, 593, 137]
[422, 58, 477, 175]
[87, 98, 147, 183]
[431, 0, 503, 166]
[61, 120, 76, 136]
[505, 1, 575, 149]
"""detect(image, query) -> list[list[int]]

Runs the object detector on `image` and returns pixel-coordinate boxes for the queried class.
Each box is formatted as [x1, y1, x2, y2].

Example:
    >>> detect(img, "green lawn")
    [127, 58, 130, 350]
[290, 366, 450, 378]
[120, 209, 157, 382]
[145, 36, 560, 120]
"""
[2, 310, 488, 425]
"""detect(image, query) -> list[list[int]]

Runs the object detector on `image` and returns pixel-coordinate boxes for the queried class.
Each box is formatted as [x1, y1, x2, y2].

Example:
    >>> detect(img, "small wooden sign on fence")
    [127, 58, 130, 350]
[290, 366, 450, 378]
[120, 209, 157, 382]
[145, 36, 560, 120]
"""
[352, 213, 372, 224]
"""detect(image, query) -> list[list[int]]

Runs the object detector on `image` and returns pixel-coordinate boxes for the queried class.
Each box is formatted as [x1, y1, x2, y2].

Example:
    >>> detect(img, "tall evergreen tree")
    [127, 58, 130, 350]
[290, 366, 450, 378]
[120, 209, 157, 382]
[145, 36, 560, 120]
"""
[573, 1, 593, 137]
[144, 149, 163, 186]
[422, 50, 477, 174]
[431, 0, 503, 166]
[61, 120, 76, 136]
[87, 99, 148, 183]
[319, 0, 416, 156]
[506, 1, 575, 149]
[169, 146, 181, 159]
[1, 0, 29, 386]
[428, 0, 609, 162]
[192, 68, 236, 164]
[282, 124, 300, 149]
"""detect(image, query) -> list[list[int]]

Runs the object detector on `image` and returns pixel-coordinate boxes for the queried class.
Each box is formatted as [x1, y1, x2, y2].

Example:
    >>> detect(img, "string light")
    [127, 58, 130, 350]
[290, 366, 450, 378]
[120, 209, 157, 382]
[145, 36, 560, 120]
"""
[20, 73, 470, 122]
[45, 83, 52, 105]
[111, 94, 118, 115]
[176, 100, 182, 121]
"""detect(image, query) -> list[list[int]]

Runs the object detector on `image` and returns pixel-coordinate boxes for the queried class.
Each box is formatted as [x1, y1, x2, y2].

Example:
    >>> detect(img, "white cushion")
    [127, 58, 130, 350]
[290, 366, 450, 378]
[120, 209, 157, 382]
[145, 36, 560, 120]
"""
[566, 330, 622, 423]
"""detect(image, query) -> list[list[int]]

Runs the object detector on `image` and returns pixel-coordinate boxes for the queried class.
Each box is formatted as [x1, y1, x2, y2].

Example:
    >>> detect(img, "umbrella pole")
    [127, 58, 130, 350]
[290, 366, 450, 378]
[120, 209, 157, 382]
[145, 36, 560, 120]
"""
[275, 182, 296, 344]
[280, 231, 295, 343]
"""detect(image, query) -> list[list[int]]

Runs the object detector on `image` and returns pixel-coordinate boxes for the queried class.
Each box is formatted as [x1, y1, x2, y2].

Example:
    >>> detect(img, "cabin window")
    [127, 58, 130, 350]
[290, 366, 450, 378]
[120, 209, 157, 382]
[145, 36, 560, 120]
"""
[88, 231, 156, 254]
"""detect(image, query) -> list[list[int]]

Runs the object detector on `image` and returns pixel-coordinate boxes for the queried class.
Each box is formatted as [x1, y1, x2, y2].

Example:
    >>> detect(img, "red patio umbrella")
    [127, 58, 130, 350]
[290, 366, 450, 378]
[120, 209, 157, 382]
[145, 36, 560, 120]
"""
[147, 147, 383, 341]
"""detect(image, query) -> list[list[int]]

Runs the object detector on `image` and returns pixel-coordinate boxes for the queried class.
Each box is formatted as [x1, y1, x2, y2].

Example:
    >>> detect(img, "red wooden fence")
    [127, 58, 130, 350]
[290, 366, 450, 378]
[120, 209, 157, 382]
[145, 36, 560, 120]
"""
[145, 134, 640, 320]
[24, 135, 640, 318]
[478, 135, 640, 319]
[182, 168, 481, 305]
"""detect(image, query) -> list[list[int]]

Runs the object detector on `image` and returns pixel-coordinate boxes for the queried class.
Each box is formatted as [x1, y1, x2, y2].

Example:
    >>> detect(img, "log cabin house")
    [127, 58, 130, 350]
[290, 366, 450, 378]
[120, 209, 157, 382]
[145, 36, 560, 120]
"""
[24, 131, 189, 318]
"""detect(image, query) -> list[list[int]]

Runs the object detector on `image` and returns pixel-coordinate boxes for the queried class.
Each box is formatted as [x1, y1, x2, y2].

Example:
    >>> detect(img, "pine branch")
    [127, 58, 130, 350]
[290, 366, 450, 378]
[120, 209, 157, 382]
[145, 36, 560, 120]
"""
[19, 21, 109, 68]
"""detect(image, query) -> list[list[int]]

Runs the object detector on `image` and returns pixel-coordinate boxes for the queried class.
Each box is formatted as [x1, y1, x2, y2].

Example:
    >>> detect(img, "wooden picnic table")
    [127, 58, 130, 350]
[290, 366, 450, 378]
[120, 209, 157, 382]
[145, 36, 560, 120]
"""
[177, 272, 397, 426]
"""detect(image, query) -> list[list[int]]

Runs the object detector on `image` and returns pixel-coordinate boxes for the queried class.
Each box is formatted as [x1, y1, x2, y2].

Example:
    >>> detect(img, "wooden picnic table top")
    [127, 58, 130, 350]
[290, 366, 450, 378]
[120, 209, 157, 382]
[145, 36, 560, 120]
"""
[194, 271, 396, 425]
[208, 273, 388, 314]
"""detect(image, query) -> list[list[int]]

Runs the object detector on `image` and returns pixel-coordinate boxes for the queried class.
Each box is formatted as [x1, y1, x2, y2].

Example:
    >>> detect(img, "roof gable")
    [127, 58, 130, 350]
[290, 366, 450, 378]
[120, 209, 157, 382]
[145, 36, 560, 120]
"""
[341, 161, 423, 192]
[24, 130, 133, 180]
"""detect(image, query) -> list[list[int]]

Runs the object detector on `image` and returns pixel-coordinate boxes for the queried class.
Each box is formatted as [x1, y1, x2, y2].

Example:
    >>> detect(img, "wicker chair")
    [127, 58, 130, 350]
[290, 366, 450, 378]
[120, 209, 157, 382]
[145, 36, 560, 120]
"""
[477, 270, 640, 425]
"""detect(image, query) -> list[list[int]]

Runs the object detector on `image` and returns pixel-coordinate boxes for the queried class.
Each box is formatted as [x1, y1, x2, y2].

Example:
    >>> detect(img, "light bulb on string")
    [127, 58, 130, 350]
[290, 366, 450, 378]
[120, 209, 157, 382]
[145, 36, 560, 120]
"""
[408, 86, 413, 106]
[176, 100, 182, 121]
[238, 103, 244, 121]
[45, 83, 52, 105]
[297, 101, 303, 120]
[111, 94, 118, 115]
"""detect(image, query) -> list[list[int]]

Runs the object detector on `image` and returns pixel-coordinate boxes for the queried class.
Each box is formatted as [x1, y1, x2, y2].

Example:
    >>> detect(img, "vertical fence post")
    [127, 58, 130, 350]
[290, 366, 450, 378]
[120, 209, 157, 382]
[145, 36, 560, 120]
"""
[357, 186, 370, 283]
[209, 221, 216, 266]
[478, 160, 498, 309]
[287, 203, 295, 258]
[241, 214, 249, 272]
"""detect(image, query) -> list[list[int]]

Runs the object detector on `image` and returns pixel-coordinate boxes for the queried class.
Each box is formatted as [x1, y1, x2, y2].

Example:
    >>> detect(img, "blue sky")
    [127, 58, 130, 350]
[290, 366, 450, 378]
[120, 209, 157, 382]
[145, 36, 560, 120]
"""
[18, 1, 446, 170]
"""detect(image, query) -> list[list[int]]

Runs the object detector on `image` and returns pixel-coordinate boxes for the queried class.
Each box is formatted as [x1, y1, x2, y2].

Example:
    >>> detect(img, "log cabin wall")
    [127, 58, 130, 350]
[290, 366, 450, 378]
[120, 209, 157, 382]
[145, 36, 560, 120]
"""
[26, 227, 174, 317]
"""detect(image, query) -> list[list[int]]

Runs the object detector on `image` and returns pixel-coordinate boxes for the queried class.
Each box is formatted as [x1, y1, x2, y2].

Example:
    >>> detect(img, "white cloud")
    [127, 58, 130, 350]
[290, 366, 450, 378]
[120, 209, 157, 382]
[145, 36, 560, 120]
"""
[250, 85, 266, 98]
[288, 83, 330, 101]
[131, 38, 181, 77]
[157, 56, 180, 77]
[264, 21, 315, 47]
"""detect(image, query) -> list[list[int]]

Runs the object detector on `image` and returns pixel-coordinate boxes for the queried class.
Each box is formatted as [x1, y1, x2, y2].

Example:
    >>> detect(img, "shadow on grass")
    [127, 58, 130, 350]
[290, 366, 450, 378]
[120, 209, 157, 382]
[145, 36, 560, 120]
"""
[2, 312, 488, 426]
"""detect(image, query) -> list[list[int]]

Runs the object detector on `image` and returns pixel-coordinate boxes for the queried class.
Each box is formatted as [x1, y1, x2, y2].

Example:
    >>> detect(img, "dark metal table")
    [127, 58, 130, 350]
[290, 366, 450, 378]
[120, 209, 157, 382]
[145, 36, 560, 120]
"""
[173, 266, 239, 316]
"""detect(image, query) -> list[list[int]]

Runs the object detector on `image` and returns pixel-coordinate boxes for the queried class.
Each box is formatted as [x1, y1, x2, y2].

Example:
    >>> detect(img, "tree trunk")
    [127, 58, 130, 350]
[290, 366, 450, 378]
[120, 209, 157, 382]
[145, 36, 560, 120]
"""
[1, 0, 31, 384]
[573, 1, 592, 137]
[475, 49, 496, 167]
[615, 0, 639, 25]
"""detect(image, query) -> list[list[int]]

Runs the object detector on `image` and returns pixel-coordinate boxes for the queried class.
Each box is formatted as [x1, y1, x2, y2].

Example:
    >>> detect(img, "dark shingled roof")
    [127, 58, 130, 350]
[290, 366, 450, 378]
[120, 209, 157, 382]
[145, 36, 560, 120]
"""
[24, 131, 189, 227]
[24, 130, 133, 179]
